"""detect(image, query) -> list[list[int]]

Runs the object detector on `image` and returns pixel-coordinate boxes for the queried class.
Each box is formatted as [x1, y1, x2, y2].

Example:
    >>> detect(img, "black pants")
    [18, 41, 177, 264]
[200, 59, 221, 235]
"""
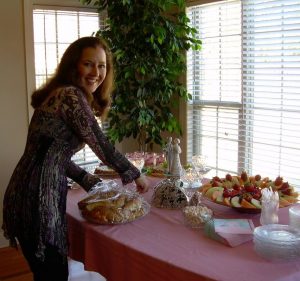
[17, 237, 69, 281]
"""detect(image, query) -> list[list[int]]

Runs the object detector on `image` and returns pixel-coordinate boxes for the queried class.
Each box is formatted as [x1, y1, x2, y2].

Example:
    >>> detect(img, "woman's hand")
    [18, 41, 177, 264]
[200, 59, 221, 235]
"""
[82, 173, 102, 192]
[134, 175, 149, 193]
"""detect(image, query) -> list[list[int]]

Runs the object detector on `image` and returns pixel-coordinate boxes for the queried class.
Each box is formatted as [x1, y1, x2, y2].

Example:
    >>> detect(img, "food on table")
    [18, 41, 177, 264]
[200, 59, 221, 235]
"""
[202, 172, 298, 210]
[94, 164, 119, 177]
[151, 178, 187, 209]
[146, 164, 166, 177]
[230, 196, 241, 208]
[78, 189, 149, 224]
[250, 198, 262, 209]
[145, 163, 193, 177]
[78, 189, 119, 210]
[182, 205, 213, 228]
[143, 152, 165, 167]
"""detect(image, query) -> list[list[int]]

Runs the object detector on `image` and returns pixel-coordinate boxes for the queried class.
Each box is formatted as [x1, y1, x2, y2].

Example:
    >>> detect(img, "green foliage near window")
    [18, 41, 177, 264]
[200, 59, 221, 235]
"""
[81, 0, 201, 151]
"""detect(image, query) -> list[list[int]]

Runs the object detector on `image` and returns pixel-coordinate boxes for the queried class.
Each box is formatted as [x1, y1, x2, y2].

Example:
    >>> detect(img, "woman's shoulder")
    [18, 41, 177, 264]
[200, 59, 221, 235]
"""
[54, 85, 89, 103]
[56, 85, 83, 97]
[39, 86, 81, 109]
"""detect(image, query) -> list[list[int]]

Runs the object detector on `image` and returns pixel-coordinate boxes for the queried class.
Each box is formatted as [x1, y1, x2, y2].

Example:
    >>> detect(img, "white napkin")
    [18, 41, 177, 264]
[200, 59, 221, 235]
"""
[260, 187, 279, 225]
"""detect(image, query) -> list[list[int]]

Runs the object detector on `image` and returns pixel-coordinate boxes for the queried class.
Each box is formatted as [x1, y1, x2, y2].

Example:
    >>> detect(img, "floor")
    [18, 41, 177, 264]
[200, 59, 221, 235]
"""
[0, 246, 106, 281]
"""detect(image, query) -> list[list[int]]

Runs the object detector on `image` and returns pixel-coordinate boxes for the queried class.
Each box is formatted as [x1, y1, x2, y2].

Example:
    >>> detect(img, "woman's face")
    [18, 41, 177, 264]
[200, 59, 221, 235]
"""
[77, 46, 107, 95]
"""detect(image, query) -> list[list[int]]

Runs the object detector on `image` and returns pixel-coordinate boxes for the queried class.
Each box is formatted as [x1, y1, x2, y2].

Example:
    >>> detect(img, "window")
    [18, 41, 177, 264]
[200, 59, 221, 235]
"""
[187, 0, 300, 189]
[33, 7, 106, 172]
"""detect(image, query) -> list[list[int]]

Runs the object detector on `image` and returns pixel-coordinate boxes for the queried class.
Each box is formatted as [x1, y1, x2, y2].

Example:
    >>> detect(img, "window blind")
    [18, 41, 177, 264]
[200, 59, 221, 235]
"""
[186, 0, 242, 177]
[242, 0, 300, 187]
[187, 0, 300, 189]
[33, 8, 106, 172]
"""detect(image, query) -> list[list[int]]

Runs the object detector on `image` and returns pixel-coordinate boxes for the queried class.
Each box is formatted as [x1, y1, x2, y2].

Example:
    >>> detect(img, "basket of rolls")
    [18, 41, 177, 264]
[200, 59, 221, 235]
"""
[78, 180, 150, 224]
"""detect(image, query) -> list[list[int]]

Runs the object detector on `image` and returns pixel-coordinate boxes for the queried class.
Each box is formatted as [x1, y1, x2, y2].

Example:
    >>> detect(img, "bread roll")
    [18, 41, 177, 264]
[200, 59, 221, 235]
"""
[80, 192, 146, 224]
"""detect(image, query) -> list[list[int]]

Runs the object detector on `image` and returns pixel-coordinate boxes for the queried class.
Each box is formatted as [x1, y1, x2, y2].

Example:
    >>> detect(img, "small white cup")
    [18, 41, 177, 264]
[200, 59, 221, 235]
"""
[289, 204, 300, 229]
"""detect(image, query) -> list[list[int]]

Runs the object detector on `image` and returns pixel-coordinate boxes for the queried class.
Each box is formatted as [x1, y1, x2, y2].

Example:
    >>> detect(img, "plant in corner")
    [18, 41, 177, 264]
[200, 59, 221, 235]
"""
[81, 0, 201, 151]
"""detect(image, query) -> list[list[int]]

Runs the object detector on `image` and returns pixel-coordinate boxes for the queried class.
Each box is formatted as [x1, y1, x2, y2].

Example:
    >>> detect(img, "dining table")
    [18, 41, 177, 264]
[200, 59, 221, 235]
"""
[67, 176, 300, 281]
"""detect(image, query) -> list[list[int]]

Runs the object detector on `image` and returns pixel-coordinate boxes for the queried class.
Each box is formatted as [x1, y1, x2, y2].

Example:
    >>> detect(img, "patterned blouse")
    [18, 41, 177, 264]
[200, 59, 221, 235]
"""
[2, 86, 140, 261]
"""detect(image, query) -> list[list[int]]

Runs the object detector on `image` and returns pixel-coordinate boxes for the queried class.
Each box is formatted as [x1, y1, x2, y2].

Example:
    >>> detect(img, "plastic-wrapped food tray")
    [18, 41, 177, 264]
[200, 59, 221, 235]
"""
[78, 180, 150, 224]
[151, 178, 187, 209]
[81, 201, 150, 224]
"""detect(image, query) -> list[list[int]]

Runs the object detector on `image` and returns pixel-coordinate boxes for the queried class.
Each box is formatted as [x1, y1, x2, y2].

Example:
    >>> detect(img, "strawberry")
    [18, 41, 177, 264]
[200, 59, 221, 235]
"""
[233, 183, 241, 191]
[254, 174, 261, 181]
[281, 188, 292, 195]
[211, 181, 220, 187]
[279, 182, 289, 190]
[252, 189, 262, 199]
[223, 188, 231, 198]
[212, 176, 222, 182]
[230, 190, 240, 197]
[274, 176, 283, 186]
[225, 174, 232, 181]
[244, 183, 255, 192]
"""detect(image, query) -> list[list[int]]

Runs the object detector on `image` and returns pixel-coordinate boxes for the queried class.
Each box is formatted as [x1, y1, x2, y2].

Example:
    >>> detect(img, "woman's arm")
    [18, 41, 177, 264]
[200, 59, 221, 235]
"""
[66, 160, 101, 192]
[59, 86, 140, 185]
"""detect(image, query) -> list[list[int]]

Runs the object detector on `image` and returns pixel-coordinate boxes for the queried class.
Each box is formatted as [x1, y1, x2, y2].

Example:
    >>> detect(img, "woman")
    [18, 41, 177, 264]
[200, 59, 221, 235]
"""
[2, 36, 149, 281]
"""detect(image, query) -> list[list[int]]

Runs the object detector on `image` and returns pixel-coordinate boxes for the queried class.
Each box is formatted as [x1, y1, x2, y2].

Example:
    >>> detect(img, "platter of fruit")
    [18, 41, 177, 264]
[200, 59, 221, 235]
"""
[202, 172, 299, 213]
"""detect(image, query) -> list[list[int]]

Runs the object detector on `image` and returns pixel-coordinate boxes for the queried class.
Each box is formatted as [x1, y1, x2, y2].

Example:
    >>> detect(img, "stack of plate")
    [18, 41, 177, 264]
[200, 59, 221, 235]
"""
[253, 224, 300, 262]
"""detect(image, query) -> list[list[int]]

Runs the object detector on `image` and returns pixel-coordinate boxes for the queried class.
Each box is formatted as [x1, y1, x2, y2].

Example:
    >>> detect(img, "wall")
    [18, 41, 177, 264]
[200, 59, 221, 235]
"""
[0, 0, 29, 247]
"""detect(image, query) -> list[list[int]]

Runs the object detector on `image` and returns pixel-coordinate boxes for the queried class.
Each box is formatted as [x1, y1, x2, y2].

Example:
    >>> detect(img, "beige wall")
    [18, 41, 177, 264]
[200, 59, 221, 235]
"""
[0, 0, 29, 247]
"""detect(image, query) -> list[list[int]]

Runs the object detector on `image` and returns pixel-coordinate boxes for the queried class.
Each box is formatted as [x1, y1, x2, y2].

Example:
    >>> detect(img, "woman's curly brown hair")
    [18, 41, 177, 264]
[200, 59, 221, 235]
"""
[31, 36, 114, 119]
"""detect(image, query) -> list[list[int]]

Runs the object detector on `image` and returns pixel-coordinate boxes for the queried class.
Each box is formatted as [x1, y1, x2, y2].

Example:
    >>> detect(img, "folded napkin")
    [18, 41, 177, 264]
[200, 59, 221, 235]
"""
[260, 187, 279, 225]
[204, 218, 255, 247]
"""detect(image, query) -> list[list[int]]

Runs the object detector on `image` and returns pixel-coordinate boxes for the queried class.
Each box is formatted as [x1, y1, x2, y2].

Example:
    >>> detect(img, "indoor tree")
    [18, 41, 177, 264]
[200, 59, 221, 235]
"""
[81, 0, 201, 151]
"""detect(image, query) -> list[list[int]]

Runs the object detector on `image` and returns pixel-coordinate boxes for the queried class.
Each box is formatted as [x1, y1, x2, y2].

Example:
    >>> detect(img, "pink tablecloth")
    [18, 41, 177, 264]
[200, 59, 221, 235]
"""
[67, 177, 300, 281]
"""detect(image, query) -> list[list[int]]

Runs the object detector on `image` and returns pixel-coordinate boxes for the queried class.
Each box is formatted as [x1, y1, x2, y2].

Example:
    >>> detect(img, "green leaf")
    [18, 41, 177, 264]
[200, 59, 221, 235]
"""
[125, 71, 131, 79]
[122, 0, 130, 5]
[140, 66, 146, 75]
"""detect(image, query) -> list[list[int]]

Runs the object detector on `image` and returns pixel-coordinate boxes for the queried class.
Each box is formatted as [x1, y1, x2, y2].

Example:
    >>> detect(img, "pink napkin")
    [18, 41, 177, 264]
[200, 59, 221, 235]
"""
[204, 218, 255, 247]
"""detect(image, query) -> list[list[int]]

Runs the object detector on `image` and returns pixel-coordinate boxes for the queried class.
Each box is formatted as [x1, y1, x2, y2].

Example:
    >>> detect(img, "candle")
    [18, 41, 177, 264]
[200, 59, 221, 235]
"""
[289, 204, 300, 229]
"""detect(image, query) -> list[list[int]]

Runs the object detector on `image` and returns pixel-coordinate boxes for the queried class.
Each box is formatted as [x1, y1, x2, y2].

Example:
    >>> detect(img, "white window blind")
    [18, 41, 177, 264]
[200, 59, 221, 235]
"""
[242, 0, 300, 186]
[33, 7, 106, 172]
[187, 0, 300, 189]
[187, 0, 242, 177]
